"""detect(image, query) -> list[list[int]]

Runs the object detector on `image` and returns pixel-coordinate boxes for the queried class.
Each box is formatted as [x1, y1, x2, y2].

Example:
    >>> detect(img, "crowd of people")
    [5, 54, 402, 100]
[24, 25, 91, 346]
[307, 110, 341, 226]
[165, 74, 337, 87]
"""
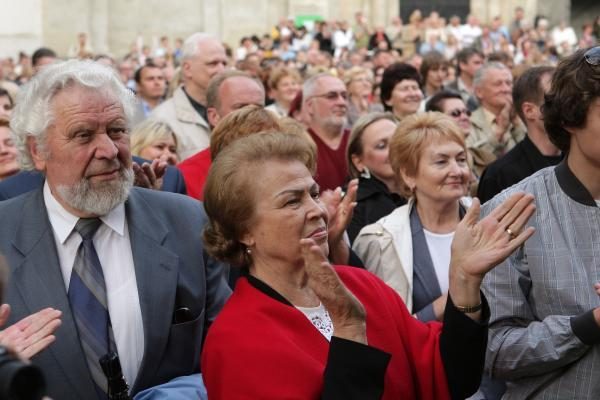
[0, 6, 599, 400]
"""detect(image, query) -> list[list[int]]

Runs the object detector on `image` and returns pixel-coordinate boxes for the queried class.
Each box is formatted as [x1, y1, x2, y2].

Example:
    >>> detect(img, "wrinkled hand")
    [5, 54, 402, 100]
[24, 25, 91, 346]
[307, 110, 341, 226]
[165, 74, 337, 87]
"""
[319, 180, 358, 264]
[494, 99, 513, 142]
[451, 192, 535, 283]
[300, 238, 367, 344]
[133, 158, 167, 191]
[448, 193, 535, 319]
[0, 306, 62, 359]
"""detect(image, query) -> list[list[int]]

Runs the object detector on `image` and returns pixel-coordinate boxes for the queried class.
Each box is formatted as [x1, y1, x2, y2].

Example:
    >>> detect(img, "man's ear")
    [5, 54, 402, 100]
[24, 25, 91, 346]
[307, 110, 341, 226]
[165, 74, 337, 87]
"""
[27, 136, 47, 171]
[207, 107, 220, 128]
[521, 102, 537, 122]
[181, 60, 192, 81]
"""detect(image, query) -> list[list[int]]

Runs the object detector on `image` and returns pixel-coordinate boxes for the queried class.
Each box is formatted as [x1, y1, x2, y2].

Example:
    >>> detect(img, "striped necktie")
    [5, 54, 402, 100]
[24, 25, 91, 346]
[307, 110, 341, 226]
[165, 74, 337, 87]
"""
[68, 218, 116, 399]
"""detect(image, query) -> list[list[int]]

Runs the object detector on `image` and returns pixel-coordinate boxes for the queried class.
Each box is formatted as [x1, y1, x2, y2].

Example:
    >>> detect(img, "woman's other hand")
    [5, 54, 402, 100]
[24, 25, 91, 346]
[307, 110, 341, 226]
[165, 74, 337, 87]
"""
[320, 179, 358, 265]
[449, 192, 535, 317]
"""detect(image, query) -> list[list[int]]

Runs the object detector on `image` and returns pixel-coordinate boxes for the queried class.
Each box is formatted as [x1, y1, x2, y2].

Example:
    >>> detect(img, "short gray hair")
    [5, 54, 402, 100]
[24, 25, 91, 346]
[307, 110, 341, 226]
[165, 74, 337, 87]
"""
[11, 59, 137, 170]
[473, 62, 509, 88]
[181, 32, 217, 61]
[302, 72, 336, 100]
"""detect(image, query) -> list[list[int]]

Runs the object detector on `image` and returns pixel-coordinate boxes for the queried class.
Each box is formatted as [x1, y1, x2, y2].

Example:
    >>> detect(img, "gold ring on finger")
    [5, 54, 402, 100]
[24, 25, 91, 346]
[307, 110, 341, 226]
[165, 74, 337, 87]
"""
[506, 228, 515, 239]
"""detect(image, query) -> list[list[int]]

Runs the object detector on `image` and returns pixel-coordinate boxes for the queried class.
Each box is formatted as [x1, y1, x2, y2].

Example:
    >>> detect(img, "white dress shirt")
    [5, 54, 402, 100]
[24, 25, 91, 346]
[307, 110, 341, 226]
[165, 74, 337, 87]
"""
[43, 182, 145, 388]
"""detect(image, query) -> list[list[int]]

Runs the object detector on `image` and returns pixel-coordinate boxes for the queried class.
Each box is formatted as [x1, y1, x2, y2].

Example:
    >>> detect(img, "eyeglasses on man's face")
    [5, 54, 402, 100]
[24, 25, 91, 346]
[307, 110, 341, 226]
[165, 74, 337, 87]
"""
[310, 91, 349, 101]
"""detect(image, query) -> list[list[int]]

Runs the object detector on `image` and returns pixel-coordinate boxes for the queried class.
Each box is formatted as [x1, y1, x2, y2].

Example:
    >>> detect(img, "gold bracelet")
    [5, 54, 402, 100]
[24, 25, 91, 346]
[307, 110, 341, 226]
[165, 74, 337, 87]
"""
[454, 303, 482, 313]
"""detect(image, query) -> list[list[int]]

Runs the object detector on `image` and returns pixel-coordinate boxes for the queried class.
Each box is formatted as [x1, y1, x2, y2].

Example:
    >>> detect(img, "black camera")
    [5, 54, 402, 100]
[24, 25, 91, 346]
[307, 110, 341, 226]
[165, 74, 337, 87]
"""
[0, 346, 46, 400]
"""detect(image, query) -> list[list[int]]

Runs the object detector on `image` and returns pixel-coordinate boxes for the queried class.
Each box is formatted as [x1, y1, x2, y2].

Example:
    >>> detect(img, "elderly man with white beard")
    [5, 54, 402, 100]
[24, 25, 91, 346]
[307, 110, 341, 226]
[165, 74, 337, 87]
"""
[0, 60, 230, 400]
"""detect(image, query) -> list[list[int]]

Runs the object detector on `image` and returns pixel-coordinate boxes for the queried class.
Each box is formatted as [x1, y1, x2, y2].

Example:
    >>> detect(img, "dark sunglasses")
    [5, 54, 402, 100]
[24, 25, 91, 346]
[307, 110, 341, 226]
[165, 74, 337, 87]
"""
[584, 46, 600, 66]
[448, 108, 471, 118]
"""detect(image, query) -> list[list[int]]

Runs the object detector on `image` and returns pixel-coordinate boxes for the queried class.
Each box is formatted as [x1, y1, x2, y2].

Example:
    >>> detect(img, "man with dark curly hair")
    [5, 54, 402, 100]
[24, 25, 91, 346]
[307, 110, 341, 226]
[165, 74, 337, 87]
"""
[481, 46, 600, 398]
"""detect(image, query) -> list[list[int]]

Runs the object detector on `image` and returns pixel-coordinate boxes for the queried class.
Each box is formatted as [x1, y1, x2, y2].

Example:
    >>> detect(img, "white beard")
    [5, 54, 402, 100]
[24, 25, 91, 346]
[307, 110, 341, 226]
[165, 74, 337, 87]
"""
[56, 167, 134, 216]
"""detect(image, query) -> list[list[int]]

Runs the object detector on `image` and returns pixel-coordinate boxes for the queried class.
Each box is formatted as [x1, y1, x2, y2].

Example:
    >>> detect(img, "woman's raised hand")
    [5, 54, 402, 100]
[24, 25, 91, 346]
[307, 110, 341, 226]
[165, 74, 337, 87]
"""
[300, 238, 367, 344]
[448, 192, 535, 313]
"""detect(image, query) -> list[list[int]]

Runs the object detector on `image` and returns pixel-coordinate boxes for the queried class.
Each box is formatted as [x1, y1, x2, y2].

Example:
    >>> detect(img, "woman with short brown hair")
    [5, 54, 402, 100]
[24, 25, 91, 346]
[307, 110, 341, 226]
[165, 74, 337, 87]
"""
[201, 130, 535, 399]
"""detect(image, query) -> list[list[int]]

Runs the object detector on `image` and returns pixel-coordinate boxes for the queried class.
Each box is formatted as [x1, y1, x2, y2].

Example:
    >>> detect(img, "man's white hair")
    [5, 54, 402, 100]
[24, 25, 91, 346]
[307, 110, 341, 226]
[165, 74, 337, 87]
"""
[181, 32, 219, 61]
[301, 72, 337, 100]
[473, 62, 510, 89]
[11, 59, 137, 170]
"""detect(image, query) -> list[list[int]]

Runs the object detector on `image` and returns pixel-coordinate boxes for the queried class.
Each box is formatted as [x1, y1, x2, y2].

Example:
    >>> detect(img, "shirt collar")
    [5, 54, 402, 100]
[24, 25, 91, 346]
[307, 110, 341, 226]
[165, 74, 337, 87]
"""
[457, 77, 468, 93]
[554, 159, 598, 207]
[43, 181, 127, 244]
[482, 107, 497, 126]
[182, 87, 208, 121]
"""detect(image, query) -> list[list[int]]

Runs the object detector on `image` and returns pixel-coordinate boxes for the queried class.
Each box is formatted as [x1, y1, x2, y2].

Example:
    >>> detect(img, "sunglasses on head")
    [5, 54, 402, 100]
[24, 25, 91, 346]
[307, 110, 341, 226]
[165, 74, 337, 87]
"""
[584, 46, 600, 66]
[447, 108, 471, 118]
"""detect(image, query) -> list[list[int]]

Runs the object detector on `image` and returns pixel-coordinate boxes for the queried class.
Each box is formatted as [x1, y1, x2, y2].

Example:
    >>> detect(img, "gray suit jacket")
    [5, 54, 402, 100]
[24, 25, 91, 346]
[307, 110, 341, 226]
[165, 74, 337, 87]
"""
[0, 186, 231, 399]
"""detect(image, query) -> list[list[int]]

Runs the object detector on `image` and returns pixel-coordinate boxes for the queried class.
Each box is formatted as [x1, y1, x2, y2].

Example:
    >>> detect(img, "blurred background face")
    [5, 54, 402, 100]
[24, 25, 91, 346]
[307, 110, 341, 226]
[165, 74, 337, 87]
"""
[306, 76, 348, 129]
[273, 76, 300, 105]
[386, 79, 423, 118]
[138, 134, 179, 165]
[477, 68, 513, 110]
[183, 39, 228, 95]
[426, 66, 447, 91]
[137, 66, 166, 100]
[0, 95, 12, 119]
[460, 54, 483, 78]
[440, 98, 472, 137]
[0, 126, 19, 180]
[348, 73, 373, 98]
[352, 119, 396, 182]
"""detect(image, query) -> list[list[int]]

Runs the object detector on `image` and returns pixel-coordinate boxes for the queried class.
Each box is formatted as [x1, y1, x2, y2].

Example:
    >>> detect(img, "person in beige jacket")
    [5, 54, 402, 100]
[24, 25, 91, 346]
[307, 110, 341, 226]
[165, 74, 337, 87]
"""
[151, 33, 227, 160]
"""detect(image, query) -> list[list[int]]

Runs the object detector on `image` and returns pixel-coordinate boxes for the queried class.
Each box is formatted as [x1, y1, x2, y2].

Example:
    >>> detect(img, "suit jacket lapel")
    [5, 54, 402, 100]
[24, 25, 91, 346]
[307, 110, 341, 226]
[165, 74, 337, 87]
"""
[125, 189, 179, 392]
[10, 188, 95, 398]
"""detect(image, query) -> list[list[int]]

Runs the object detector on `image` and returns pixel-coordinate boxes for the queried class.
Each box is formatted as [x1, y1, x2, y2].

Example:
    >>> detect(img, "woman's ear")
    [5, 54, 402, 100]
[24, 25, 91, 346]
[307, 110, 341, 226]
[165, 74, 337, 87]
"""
[350, 153, 364, 173]
[239, 231, 255, 248]
[400, 168, 416, 192]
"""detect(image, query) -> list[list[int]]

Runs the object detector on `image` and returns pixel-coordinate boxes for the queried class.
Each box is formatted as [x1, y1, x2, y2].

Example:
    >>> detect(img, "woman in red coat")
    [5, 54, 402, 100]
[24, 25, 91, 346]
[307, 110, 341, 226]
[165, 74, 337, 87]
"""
[201, 131, 535, 399]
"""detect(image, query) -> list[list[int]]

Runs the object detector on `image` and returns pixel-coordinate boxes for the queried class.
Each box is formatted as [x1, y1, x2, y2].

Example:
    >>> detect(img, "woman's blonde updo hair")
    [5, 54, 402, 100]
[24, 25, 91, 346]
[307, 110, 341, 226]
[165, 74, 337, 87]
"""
[389, 112, 466, 198]
[203, 132, 317, 268]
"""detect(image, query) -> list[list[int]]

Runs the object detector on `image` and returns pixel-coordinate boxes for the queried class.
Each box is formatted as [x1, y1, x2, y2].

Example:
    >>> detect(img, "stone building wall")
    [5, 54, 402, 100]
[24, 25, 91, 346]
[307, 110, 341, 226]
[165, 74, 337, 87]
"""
[0, 0, 577, 59]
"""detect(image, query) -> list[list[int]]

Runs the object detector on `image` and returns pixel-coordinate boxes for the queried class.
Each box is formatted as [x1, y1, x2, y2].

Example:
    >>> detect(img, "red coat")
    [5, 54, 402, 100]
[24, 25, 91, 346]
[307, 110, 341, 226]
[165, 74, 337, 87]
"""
[177, 148, 212, 200]
[202, 266, 451, 399]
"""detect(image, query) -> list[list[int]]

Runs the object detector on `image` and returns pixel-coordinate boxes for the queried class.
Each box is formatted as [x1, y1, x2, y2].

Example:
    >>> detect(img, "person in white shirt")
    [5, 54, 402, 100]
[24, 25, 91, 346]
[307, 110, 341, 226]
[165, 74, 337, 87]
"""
[459, 14, 483, 48]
